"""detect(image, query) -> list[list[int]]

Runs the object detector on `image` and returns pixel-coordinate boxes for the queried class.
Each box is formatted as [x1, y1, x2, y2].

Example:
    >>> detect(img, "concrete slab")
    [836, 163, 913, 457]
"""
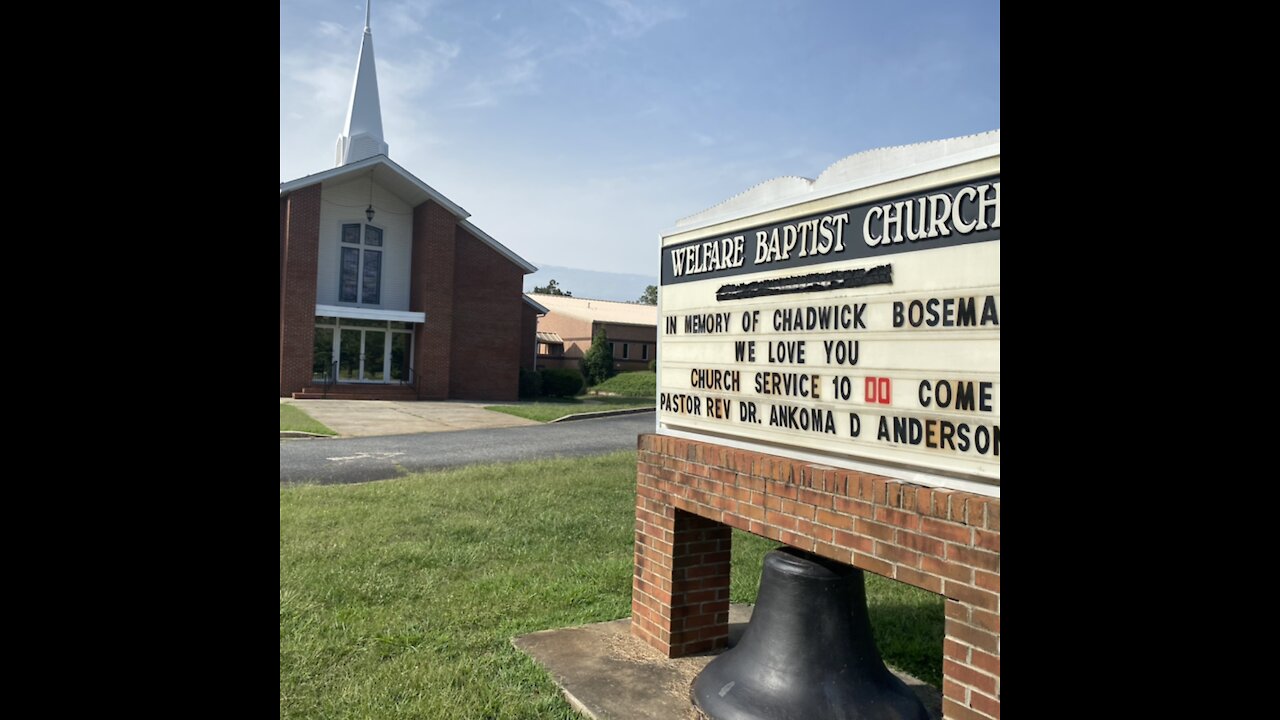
[280, 399, 540, 437]
[513, 604, 942, 720]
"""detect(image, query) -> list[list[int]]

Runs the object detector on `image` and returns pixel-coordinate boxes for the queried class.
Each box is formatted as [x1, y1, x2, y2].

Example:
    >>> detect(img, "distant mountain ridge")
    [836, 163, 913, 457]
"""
[523, 263, 657, 304]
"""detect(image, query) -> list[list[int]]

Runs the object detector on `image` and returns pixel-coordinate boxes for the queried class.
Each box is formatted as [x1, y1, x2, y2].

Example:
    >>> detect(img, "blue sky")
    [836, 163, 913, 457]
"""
[281, 0, 999, 277]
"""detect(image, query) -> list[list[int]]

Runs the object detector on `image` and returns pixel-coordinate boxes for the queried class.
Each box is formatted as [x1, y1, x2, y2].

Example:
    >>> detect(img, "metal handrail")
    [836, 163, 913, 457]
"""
[399, 365, 422, 400]
[318, 356, 418, 399]
[322, 359, 338, 398]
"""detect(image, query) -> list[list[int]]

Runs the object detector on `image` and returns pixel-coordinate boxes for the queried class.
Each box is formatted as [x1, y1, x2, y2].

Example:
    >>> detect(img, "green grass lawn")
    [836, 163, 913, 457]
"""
[280, 450, 943, 719]
[280, 403, 338, 435]
[485, 395, 652, 422]
[590, 371, 655, 397]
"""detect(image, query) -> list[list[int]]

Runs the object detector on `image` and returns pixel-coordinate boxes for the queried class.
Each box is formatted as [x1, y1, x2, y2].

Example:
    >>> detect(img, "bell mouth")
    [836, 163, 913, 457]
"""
[767, 546, 857, 579]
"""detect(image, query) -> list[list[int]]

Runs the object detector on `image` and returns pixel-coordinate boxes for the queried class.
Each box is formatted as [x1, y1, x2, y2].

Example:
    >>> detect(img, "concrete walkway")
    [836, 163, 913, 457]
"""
[280, 398, 540, 437]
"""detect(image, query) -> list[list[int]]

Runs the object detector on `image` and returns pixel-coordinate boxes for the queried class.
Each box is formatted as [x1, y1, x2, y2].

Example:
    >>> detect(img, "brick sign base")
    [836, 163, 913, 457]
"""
[631, 434, 1001, 720]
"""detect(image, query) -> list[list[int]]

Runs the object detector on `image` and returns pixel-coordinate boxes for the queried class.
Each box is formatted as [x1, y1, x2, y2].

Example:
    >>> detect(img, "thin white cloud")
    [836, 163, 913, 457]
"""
[282, 48, 352, 117]
[316, 20, 345, 38]
[504, 41, 540, 61]
[560, 0, 683, 53]
[452, 58, 539, 109]
[383, 1, 424, 35]
[598, 0, 685, 38]
[378, 46, 457, 155]
[280, 46, 352, 177]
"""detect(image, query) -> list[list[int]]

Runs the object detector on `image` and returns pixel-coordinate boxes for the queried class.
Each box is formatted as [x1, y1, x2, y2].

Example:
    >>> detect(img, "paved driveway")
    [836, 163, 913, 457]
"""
[280, 398, 540, 436]
[280, 413, 654, 485]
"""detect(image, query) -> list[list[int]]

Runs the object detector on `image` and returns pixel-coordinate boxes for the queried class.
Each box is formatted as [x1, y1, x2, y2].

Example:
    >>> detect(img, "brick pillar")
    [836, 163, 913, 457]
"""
[943, 600, 1001, 719]
[631, 504, 732, 658]
[280, 185, 321, 397]
[410, 200, 457, 399]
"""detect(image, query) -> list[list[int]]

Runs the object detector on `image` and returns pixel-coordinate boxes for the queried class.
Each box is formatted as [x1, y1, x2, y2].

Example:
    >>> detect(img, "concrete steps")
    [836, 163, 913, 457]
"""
[292, 383, 419, 401]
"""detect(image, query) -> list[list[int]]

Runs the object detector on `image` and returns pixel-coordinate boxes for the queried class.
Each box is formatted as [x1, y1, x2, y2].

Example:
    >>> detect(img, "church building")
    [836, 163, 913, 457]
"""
[280, 5, 541, 401]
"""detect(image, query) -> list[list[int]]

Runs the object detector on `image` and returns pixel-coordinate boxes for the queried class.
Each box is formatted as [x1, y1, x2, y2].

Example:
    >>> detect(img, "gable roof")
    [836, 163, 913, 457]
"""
[529, 293, 657, 327]
[460, 220, 537, 274]
[281, 154, 536, 274]
[281, 154, 467, 217]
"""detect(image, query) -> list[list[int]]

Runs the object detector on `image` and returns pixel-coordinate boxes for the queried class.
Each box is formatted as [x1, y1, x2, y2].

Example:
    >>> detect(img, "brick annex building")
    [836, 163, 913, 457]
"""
[530, 294, 657, 374]
[280, 10, 541, 401]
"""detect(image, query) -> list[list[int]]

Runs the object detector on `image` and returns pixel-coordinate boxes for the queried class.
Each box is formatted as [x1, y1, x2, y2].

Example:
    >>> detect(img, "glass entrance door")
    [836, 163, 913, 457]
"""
[312, 327, 335, 382]
[318, 318, 413, 384]
[363, 330, 385, 381]
[390, 333, 411, 382]
[337, 328, 388, 382]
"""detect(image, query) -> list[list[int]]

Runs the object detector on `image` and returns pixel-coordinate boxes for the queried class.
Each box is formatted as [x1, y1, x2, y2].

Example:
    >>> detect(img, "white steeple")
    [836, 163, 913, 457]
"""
[335, 0, 389, 166]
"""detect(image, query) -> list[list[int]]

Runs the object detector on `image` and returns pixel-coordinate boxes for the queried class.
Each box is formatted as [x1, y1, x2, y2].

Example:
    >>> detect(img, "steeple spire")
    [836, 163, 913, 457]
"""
[335, 0, 389, 167]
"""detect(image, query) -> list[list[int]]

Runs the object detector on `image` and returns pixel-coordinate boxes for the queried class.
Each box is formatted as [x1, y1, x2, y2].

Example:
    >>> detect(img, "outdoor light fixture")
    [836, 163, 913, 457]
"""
[366, 170, 375, 223]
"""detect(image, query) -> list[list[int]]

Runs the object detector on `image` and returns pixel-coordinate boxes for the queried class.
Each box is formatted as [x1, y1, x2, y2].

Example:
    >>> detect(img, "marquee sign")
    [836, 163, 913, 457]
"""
[657, 170, 1000, 491]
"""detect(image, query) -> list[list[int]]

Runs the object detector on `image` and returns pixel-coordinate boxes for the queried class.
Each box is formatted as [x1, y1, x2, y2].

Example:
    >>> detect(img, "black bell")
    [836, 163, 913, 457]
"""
[692, 547, 930, 720]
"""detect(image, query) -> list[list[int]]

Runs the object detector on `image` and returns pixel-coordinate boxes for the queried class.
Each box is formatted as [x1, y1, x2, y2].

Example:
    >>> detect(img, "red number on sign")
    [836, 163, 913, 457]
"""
[865, 377, 892, 405]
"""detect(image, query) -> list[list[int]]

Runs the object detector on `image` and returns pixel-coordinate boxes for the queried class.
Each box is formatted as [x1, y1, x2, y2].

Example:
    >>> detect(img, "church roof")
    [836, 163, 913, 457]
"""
[280, 155, 536, 274]
[529, 294, 658, 327]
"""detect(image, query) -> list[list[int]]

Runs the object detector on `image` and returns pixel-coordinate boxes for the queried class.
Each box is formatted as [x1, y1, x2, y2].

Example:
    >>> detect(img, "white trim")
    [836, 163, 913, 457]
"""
[283, 156, 540, 276]
[281, 155, 469, 219]
[657, 424, 999, 498]
[315, 304, 425, 323]
[460, 220, 538, 274]
[662, 139, 1000, 238]
[522, 294, 550, 315]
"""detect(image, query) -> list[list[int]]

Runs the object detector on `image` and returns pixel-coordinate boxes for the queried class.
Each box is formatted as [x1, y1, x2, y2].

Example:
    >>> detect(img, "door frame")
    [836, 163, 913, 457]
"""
[316, 318, 414, 384]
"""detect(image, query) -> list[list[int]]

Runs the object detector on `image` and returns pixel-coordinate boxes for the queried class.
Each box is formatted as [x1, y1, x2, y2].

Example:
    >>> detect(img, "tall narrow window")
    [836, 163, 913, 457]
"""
[339, 223, 383, 305]
[641, 344, 648, 360]
[622, 343, 629, 359]
[361, 250, 381, 304]
[340, 246, 360, 302]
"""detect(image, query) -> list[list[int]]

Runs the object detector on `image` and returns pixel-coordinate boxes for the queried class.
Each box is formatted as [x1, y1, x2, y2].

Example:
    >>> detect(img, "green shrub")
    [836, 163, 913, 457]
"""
[540, 368, 584, 397]
[593, 371, 656, 397]
[582, 328, 616, 386]
[648, 359, 656, 372]
[518, 368, 542, 398]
